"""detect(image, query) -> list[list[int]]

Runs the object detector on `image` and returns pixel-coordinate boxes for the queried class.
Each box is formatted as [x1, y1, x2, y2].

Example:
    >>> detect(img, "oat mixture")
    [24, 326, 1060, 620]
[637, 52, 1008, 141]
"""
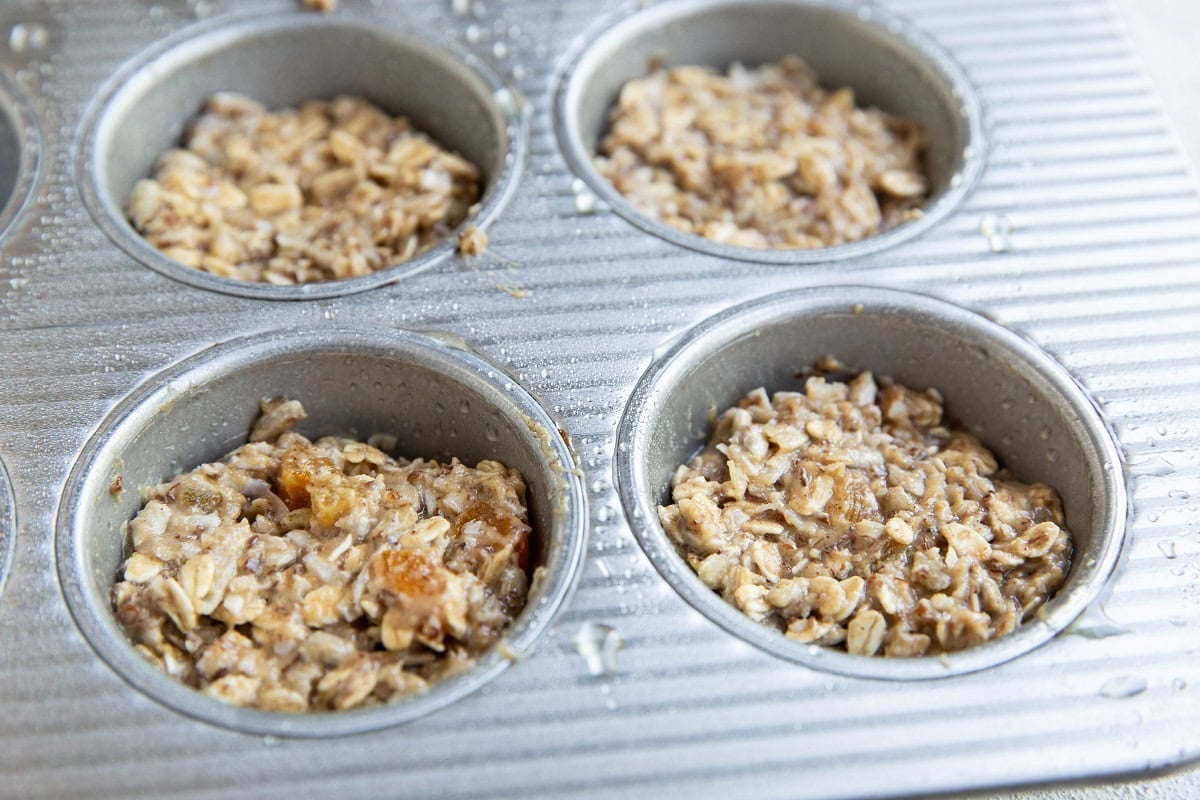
[127, 94, 481, 284]
[112, 398, 531, 711]
[658, 368, 1072, 657]
[596, 58, 928, 249]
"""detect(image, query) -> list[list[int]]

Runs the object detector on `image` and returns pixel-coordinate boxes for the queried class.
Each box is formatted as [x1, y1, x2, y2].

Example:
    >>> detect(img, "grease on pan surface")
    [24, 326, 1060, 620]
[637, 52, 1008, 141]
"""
[111, 398, 532, 712]
[658, 367, 1072, 656]
[595, 57, 928, 249]
[126, 93, 481, 285]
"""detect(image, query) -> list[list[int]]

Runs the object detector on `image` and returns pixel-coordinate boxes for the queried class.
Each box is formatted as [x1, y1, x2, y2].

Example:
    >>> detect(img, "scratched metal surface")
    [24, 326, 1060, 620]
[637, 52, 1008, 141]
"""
[0, 0, 1198, 798]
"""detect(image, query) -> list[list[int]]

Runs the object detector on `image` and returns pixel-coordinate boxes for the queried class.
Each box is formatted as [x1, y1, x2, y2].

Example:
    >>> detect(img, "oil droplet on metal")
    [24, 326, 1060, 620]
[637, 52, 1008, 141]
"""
[1099, 675, 1147, 699]
[571, 178, 599, 215]
[574, 622, 622, 677]
[979, 212, 1014, 253]
[1066, 605, 1127, 640]
[1130, 455, 1175, 478]
[8, 23, 49, 52]
[1157, 540, 1177, 560]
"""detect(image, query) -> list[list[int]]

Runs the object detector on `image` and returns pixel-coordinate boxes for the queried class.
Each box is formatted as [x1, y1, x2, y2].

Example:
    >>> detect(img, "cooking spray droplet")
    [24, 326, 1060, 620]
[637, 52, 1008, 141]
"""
[1099, 675, 1148, 699]
[492, 41, 508, 59]
[1067, 606, 1127, 640]
[484, 424, 499, 442]
[1131, 456, 1175, 478]
[571, 178, 599, 214]
[9, 23, 49, 52]
[979, 212, 1014, 252]
[1173, 678, 1188, 691]
[451, 0, 470, 15]
[1169, 489, 1191, 500]
[493, 88, 519, 116]
[1157, 540, 1177, 559]
[465, 23, 481, 43]
[574, 622, 622, 677]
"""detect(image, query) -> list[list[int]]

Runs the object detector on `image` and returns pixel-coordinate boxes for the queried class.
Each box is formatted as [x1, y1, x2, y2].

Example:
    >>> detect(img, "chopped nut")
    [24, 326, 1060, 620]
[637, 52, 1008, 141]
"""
[457, 225, 488, 256]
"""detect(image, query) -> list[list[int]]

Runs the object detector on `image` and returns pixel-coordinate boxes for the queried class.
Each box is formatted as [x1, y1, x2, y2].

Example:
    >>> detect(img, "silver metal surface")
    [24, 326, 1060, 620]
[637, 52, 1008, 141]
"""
[56, 328, 588, 737]
[0, 0, 1198, 798]
[616, 286, 1128, 680]
[556, 0, 985, 264]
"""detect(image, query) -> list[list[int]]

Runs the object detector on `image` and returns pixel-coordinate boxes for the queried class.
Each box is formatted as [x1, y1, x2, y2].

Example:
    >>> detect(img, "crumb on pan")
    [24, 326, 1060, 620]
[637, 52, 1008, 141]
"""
[301, 0, 337, 12]
[112, 397, 532, 711]
[595, 57, 928, 250]
[658, 369, 1072, 657]
[127, 94, 481, 285]
[457, 225, 488, 256]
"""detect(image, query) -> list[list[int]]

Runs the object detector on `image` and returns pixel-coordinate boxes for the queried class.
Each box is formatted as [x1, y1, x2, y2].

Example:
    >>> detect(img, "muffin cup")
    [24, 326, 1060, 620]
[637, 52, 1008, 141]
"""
[555, 0, 984, 263]
[0, 73, 40, 246]
[77, 9, 525, 299]
[56, 327, 588, 736]
[614, 286, 1128, 679]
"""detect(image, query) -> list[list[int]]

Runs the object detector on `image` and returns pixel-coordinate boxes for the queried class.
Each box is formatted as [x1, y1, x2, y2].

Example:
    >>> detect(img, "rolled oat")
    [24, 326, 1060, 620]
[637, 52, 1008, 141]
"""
[595, 58, 928, 249]
[658, 367, 1072, 656]
[112, 398, 531, 711]
[127, 94, 481, 284]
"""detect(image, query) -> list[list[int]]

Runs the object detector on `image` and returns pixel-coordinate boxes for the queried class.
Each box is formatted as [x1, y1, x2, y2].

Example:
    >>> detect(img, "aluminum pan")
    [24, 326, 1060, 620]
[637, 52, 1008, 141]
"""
[0, 0, 1197, 798]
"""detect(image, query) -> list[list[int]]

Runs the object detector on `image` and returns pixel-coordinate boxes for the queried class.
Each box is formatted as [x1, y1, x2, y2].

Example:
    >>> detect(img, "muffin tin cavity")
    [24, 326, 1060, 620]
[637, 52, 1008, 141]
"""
[0, 75, 39, 245]
[556, 0, 984, 263]
[615, 287, 1127, 679]
[78, 10, 524, 299]
[56, 328, 587, 736]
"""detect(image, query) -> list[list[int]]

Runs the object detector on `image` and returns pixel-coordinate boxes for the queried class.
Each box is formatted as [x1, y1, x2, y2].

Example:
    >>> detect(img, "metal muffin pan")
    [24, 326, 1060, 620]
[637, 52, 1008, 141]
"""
[56, 327, 588, 737]
[77, 8, 526, 300]
[555, 0, 985, 264]
[1, 0, 1198, 797]
[616, 286, 1128, 680]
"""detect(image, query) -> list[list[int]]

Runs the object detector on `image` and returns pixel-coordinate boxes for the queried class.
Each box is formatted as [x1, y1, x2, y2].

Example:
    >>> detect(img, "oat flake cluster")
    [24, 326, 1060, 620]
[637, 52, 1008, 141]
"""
[112, 399, 531, 711]
[596, 58, 929, 249]
[658, 369, 1073, 657]
[127, 93, 481, 284]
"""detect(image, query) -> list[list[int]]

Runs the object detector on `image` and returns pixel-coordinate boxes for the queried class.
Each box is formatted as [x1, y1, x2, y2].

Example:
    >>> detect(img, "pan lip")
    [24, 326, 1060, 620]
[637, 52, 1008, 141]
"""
[0, 71, 43, 249]
[74, 8, 526, 301]
[0, 456, 15, 606]
[614, 285, 1128, 681]
[553, 0, 987, 265]
[54, 326, 588, 737]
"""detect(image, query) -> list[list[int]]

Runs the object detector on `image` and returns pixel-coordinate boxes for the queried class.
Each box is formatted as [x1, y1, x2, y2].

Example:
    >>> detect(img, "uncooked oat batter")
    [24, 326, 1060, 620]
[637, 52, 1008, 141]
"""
[658, 368, 1072, 656]
[112, 398, 531, 711]
[127, 93, 481, 284]
[596, 57, 928, 249]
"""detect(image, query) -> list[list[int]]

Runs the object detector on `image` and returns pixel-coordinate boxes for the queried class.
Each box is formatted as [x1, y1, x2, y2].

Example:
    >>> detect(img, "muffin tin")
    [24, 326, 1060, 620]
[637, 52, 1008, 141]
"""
[2, 0, 1199, 798]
